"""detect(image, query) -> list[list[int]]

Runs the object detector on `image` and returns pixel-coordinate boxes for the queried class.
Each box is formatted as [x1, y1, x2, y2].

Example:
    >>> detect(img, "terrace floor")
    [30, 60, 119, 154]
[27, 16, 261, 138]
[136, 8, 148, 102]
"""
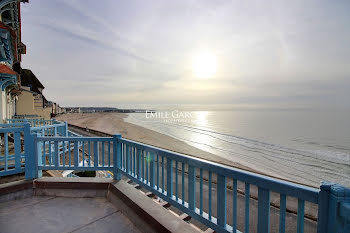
[0, 196, 141, 233]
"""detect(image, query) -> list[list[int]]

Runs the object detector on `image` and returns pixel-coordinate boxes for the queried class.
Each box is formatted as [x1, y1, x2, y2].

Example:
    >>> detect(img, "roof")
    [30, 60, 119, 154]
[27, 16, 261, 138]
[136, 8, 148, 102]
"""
[20, 68, 44, 93]
[0, 64, 17, 75]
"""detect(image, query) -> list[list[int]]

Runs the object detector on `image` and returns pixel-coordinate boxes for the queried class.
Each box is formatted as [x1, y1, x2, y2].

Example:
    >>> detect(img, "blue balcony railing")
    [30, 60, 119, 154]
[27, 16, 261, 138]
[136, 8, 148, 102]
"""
[0, 123, 26, 176]
[0, 121, 72, 177]
[22, 132, 350, 233]
[7, 118, 57, 127]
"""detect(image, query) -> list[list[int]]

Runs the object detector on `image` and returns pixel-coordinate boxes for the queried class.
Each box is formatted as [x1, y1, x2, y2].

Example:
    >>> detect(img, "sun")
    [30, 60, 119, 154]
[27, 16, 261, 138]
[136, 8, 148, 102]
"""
[192, 52, 217, 79]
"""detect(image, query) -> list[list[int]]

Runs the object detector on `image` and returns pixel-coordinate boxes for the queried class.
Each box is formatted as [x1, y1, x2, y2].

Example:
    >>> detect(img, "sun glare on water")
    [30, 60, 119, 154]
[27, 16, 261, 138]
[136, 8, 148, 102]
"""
[192, 52, 217, 79]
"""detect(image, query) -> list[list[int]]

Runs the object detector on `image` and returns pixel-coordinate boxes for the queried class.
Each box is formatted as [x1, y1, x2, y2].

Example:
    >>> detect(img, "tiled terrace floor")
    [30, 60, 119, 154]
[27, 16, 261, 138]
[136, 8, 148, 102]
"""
[0, 196, 141, 233]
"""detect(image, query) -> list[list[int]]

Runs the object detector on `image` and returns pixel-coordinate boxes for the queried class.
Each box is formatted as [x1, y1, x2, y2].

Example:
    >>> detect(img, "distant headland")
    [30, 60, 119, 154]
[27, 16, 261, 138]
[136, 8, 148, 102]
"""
[62, 107, 155, 114]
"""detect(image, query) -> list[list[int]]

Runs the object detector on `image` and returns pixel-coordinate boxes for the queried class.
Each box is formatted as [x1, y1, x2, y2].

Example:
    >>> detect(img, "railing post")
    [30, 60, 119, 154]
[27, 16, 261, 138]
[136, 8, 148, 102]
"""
[258, 187, 270, 233]
[25, 131, 42, 179]
[113, 134, 122, 180]
[317, 182, 331, 233]
[321, 183, 350, 233]
[24, 123, 35, 180]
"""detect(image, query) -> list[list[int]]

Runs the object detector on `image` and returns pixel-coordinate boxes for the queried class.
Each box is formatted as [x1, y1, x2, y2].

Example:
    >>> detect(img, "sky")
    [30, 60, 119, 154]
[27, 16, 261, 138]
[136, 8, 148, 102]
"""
[20, 0, 350, 109]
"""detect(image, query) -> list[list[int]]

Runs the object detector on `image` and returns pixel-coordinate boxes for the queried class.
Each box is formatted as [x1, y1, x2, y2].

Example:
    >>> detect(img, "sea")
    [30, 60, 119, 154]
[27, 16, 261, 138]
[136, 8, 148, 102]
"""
[118, 104, 350, 187]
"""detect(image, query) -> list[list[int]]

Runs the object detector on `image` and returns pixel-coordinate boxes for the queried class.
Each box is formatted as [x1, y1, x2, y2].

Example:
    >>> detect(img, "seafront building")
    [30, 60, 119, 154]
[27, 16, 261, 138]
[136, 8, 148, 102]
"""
[15, 68, 52, 119]
[0, 0, 60, 122]
[0, 1, 349, 233]
[0, 0, 26, 122]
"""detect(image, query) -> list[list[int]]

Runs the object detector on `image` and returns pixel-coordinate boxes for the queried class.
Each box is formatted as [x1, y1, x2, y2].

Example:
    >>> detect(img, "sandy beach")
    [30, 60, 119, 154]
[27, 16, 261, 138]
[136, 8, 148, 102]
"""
[57, 112, 253, 172]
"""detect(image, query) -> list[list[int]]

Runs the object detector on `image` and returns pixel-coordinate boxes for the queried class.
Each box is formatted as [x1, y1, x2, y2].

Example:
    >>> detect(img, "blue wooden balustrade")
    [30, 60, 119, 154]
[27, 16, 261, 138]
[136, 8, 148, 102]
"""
[7, 118, 58, 127]
[24, 132, 350, 233]
[0, 121, 75, 177]
[0, 123, 29, 176]
[12, 114, 43, 119]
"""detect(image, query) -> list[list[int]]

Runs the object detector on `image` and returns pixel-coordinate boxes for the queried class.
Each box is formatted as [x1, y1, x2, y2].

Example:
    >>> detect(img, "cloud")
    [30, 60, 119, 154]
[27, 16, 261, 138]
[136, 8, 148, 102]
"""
[20, 0, 350, 109]
[37, 21, 153, 64]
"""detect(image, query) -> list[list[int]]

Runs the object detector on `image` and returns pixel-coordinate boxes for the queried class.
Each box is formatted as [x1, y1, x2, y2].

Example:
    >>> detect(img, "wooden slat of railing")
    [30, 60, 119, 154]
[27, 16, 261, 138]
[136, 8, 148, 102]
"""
[121, 144, 124, 170]
[4, 132, 8, 171]
[297, 199, 305, 233]
[82, 141, 85, 167]
[88, 141, 91, 166]
[108, 141, 111, 167]
[130, 146, 133, 174]
[94, 141, 99, 168]
[134, 149, 137, 176]
[54, 141, 59, 168]
[217, 174, 227, 228]
[161, 156, 165, 193]
[279, 194, 286, 233]
[200, 168, 203, 215]
[68, 141, 71, 167]
[182, 162, 185, 205]
[188, 165, 196, 211]
[141, 150, 144, 181]
[258, 187, 270, 233]
[14, 132, 21, 170]
[133, 148, 136, 175]
[208, 171, 212, 220]
[128, 146, 133, 174]
[62, 141, 65, 167]
[150, 152, 155, 188]
[245, 183, 250, 233]
[137, 148, 142, 180]
[74, 141, 79, 167]
[233, 179, 238, 231]
[146, 151, 149, 181]
[43, 141, 47, 166]
[176, 161, 179, 201]
[167, 158, 173, 197]
[102, 141, 105, 167]
[156, 154, 159, 190]
[126, 145, 130, 173]
[49, 141, 52, 166]
[130, 147, 133, 174]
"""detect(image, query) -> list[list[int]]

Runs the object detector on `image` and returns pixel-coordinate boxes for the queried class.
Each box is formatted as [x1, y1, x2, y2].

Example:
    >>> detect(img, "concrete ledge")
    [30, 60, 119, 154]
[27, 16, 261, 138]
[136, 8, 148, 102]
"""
[34, 177, 113, 198]
[34, 177, 112, 190]
[108, 180, 199, 233]
[35, 188, 107, 198]
[0, 180, 34, 203]
[0, 180, 33, 196]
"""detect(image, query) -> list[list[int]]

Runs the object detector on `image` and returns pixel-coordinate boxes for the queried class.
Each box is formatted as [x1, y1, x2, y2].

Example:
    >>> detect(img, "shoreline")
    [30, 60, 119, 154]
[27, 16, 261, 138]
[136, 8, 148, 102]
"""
[57, 112, 254, 172]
